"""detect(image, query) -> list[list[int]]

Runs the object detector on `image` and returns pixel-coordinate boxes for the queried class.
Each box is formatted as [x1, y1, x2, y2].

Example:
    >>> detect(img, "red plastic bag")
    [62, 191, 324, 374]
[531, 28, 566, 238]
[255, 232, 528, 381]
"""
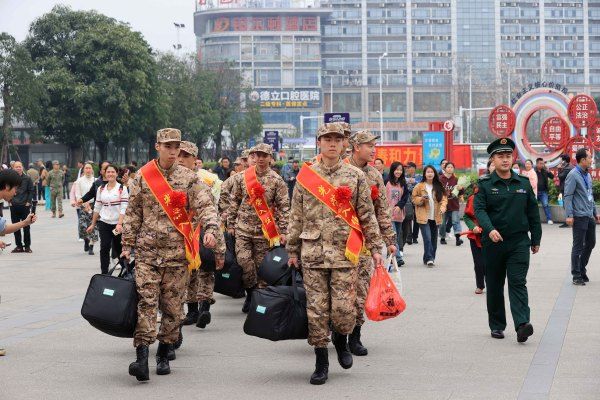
[365, 265, 406, 322]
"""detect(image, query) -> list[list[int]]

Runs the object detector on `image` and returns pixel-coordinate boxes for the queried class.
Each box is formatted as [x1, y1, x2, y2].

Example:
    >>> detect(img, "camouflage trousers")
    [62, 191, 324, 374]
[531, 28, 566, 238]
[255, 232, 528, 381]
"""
[133, 261, 188, 347]
[303, 266, 358, 348]
[355, 255, 374, 327]
[235, 234, 269, 289]
[185, 269, 215, 304]
[50, 188, 63, 213]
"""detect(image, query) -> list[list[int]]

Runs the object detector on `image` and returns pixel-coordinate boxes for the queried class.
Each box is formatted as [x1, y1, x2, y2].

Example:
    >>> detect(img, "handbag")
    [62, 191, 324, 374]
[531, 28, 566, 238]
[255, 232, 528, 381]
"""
[243, 269, 308, 341]
[214, 233, 245, 298]
[258, 246, 291, 286]
[365, 260, 406, 322]
[81, 259, 138, 338]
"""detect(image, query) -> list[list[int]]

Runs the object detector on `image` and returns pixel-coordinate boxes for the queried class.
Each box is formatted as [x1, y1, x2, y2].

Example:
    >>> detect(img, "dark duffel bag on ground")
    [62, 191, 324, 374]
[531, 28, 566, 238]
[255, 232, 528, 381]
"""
[243, 270, 308, 341]
[214, 233, 245, 298]
[258, 246, 291, 286]
[81, 259, 138, 338]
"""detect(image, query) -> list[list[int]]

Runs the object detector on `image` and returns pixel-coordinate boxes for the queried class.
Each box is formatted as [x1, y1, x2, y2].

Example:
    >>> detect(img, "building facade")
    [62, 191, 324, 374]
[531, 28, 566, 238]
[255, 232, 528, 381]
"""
[195, 0, 600, 143]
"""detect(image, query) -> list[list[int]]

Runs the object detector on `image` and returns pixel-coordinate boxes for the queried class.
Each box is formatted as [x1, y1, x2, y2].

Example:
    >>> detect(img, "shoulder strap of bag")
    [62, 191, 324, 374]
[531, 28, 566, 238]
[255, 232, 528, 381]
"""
[291, 268, 300, 302]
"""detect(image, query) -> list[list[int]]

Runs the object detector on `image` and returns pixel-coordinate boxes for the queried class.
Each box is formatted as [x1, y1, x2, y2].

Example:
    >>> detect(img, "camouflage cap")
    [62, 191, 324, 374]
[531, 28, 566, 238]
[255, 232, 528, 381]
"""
[336, 122, 352, 138]
[317, 123, 345, 139]
[249, 143, 273, 155]
[233, 157, 243, 165]
[179, 141, 198, 157]
[350, 130, 380, 145]
[240, 149, 250, 159]
[156, 128, 182, 143]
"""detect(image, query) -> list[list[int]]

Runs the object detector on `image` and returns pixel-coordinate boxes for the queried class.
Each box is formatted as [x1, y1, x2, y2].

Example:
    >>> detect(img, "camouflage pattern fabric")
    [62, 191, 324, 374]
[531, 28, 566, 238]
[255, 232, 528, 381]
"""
[235, 234, 270, 289]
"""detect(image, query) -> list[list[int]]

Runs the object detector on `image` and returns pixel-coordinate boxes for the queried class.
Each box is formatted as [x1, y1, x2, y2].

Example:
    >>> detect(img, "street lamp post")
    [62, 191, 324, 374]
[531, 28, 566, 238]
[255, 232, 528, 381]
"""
[330, 76, 334, 112]
[378, 52, 387, 145]
[173, 22, 185, 53]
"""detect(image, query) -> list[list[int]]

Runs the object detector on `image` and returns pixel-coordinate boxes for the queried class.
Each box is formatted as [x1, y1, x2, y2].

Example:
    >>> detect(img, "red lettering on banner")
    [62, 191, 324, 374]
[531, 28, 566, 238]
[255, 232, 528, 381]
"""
[251, 17, 265, 31]
[286, 16, 299, 31]
[376, 144, 472, 169]
[232, 17, 248, 31]
[302, 17, 318, 31]
[213, 17, 230, 32]
[267, 17, 281, 31]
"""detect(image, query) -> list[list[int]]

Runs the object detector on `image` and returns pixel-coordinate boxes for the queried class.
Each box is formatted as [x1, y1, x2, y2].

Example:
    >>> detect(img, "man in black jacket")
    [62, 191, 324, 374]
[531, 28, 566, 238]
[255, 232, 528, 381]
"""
[10, 161, 35, 253]
[535, 158, 555, 224]
[557, 154, 574, 228]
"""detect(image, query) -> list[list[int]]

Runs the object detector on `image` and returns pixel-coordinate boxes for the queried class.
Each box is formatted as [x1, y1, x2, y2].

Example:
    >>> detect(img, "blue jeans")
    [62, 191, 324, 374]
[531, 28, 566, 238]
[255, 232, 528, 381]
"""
[419, 220, 438, 263]
[439, 210, 462, 238]
[391, 221, 404, 260]
[537, 191, 552, 221]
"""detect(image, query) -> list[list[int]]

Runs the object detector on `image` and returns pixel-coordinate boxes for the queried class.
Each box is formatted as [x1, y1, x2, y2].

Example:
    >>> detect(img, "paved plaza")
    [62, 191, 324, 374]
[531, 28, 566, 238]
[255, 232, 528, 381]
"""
[0, 209, 598, 400]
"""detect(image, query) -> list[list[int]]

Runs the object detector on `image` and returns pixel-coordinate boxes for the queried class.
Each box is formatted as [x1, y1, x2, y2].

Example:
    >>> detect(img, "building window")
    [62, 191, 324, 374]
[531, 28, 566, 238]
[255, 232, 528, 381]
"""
[369, 93, 406, 112]
[333, 93, 361, 113]
[295, 69, 319, 86]
[255, 69, 281, 86]
[414, 92, 451, 112]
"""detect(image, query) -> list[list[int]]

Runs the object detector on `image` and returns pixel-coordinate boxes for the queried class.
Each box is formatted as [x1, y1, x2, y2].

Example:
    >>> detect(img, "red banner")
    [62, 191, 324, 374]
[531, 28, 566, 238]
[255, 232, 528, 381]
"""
[568, 94, 598, 128]
[488, 105, 516, 138]
[376, 144, 472, 169]
[541, 117, 569, 150]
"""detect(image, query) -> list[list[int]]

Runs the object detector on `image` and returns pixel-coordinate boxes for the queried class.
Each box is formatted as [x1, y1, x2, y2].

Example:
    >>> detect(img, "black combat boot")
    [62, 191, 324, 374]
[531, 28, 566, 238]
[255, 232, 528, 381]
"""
[348, 325, 368, 356]
[182, 302, 199, 325]
[173, 325, 183, 350]
[128, 345, 150, 381]
[309, 348, 329, 385]
[196, 301, 212, 329]
[440, 237, 447, 245]
[455, 234, 464, 246]
[88, 245, 94, 256]
[156, 342, 171, 375]
[84, 239, 90, 252]
[331, 331, 353, 369]
[242, 287, 254, 313]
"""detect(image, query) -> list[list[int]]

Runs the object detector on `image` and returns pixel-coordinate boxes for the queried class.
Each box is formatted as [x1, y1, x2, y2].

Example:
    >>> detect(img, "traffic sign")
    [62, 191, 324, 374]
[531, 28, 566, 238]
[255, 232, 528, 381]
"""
[589, 121, 600, 151]
[263, 130, 280, 152]
[324, 113, 350, 124]
[567, 136, 593, 165]
[540, 116, 569, 150]
[488, 105, 516, 138]
[568, 94, 598, 128]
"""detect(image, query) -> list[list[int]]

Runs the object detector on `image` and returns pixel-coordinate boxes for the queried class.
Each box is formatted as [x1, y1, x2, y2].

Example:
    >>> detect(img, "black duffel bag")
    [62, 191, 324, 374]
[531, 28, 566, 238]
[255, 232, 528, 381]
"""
[258, 246, 291, 286]
[81, 259, 138, 338]
[214, 233, 245, 298]
[243, 269, 308, 341]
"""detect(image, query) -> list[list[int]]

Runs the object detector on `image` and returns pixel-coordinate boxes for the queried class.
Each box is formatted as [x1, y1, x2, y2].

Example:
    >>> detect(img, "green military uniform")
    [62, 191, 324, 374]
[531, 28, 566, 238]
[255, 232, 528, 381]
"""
[474, 138, 542, 339]
[47, 167, 65, 215]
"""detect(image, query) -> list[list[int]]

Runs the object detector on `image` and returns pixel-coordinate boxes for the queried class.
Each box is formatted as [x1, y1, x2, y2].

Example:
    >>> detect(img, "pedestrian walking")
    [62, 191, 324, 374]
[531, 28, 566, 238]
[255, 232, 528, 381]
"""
[8, 162, 35, 253]
[227, 143, 290, 313]
[62, 165, 70, 199]
[287, 123, 383, 385]
[557, 154, 574, 228]
[564, 148, 599, 286]
[349, 130, 397, 356]
[75, 163, 98, 255]
[373, 157, 388, 183]
[411, 165, 448, 267]
[535, 158, 555, 224]
[283, 159, 300, 200]
[474, 138, 542, 342]
[522, 159, 538, 197]
[386, 161, 409, 266]
[40, 162, 49, 208]
[47, 161, 64, 218]
[404, 162, 422, 245]
[212, 156, 231, 181]
[439, 162, 465, 246]
[122, 128, 224, 381]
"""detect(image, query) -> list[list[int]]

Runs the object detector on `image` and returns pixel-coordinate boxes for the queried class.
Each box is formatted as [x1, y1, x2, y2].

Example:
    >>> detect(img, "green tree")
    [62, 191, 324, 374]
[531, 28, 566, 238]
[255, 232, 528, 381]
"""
[229, 101, 263, 152]
[0, 33, 42, 163]
[25, 5, 156, 164]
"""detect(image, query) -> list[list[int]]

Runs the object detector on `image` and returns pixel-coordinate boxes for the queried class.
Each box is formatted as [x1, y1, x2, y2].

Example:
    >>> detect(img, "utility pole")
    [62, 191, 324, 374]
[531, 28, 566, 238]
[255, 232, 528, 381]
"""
[173, 22, 185, 54]
[468, 64, 473, 143]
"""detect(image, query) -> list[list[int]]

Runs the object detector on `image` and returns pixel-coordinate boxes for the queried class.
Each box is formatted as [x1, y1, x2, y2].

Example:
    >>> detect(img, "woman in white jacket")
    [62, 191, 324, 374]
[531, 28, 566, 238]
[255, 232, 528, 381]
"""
[75, 163, 98, 255]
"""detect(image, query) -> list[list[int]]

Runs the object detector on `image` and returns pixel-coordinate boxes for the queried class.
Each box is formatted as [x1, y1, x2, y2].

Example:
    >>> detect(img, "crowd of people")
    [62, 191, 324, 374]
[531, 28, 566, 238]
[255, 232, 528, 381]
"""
[0, 124, 597, 384]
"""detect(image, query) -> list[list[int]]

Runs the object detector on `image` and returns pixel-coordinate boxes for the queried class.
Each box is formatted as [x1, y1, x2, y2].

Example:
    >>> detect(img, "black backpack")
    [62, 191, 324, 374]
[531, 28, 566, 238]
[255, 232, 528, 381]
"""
[243, 269, 308, 341]
[258, 246, 291, 286]
[214, 233, 245, 298]
[81, 259, 138, 338]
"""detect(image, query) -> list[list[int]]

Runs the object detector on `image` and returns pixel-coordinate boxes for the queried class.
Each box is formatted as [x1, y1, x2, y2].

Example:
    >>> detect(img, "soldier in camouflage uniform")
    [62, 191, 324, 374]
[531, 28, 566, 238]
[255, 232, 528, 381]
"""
[287, 123, 384, 385]
[122, 129, 225, 382]
[348, 130, 397, 356]
[47, 161, 65, 218]
[227, 143, 290, 313]
[219, 149, 252, 225]
[178, 141, 224, 329]
[338, 122, 352, 159]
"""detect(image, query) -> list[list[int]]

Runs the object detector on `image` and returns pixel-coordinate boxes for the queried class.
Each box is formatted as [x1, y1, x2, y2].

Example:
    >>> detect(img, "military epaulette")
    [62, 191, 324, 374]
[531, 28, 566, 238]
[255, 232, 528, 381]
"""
[478, 174, 491, 181]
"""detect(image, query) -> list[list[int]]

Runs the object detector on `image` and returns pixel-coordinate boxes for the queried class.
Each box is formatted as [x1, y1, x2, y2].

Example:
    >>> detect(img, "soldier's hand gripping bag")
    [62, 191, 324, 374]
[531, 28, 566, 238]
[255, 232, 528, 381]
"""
[258, 246, 291, 286]
[243, 269, 308, 341]
[214, 232, 245, 298]
[81, 259, 138, 338]
[365, 265, 406, 322]
[200, 230, 217, 272]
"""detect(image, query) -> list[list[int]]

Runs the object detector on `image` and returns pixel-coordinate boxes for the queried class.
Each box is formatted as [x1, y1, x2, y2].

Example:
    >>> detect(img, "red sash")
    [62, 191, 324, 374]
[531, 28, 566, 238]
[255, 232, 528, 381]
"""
[244, 166, 280, 246]
[296, 163, 364, 265]
[140, 160, 201, 270]
[463, 193, 482, 248]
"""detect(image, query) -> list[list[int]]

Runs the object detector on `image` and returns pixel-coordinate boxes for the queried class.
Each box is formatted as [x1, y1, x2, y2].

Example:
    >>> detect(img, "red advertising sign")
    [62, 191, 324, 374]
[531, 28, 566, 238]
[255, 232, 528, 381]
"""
[488, 105, 516, 138]
[567, 136, 593, 165]
[568, 94, 598, 128]
[589, 121, 600, 151]
[375, 144, 472, 169]
[540, 116, 569, 150]
[211, 16, 318, 33]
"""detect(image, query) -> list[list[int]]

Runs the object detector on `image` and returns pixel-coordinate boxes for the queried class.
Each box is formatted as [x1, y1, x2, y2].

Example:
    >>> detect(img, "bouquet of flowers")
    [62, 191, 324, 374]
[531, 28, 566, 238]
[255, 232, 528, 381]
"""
[452, 175, 470, 198]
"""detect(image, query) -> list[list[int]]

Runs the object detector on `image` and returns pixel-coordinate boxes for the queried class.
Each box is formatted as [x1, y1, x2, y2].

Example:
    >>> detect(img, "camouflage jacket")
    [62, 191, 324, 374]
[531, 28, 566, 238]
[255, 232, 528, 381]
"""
[227, 167, 290, 238]
[286, 159, 383, 269]
[122, 161, 225, 267]
[349, 158, 396, 247]
[218, 174, 237, 216]
[47, 170, 64, 189]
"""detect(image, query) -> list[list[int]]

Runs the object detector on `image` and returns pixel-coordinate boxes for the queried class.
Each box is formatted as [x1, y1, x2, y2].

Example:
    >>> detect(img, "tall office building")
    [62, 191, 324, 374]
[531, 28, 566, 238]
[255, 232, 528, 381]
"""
[195, 0, 600, 142]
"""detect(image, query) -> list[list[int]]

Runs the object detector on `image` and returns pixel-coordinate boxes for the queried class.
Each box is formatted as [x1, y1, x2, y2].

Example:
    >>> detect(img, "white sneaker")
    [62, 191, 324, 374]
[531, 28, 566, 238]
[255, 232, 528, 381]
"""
[78, 238, 84, 242]
[427, 260, 434, 267]
[548, 220, 554, 225]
